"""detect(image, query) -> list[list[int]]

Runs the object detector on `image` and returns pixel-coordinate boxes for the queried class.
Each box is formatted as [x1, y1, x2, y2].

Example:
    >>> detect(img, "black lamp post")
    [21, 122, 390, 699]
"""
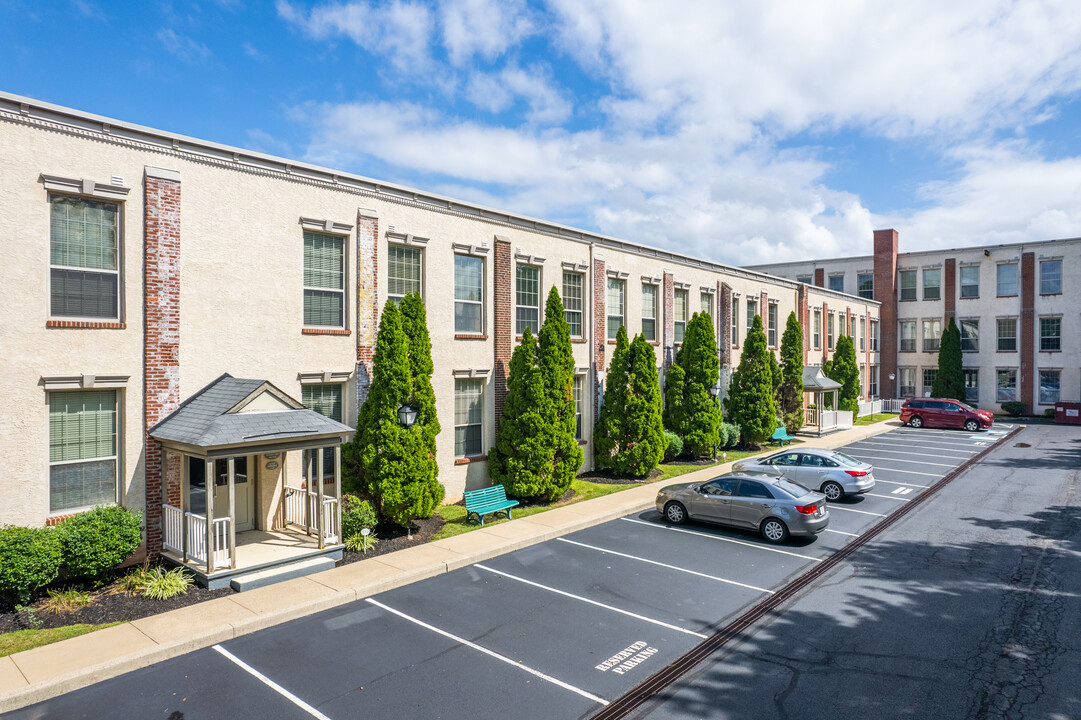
[709, 382, 722, 460]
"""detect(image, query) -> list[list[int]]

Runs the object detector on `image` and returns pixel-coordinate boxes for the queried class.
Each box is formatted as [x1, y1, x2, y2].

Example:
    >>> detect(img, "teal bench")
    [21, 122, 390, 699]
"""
[770, 427, 796, 446]
[464, 486, 520, 526]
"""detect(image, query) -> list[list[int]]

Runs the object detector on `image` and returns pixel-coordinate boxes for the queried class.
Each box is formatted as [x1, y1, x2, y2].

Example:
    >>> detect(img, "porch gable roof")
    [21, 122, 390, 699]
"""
[802, 366, 842, 391]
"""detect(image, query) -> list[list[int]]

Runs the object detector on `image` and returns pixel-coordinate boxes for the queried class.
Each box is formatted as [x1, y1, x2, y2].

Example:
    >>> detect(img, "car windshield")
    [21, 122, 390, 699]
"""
[831, 452, 863, 467]
[957, 401, 978, 411]
[772, 478, 811, 498]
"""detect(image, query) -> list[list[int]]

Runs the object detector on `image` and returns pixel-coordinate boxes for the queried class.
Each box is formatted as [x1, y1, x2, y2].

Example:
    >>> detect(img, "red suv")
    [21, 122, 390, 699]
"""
[900, 398, 994, 431]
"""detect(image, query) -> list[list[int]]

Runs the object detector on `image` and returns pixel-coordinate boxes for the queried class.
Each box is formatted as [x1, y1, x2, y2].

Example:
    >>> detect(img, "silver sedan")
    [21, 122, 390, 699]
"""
[655, 471, 829, 543]
[731, 447, 875, 501]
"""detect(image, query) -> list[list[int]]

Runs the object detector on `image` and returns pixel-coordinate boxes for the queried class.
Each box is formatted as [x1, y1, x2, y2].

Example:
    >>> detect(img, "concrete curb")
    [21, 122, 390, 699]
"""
[0, 419, 902, 712]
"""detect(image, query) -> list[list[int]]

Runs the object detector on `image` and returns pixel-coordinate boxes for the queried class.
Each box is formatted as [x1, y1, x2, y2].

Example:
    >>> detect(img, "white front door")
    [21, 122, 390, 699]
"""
[213, 456, 255, 532]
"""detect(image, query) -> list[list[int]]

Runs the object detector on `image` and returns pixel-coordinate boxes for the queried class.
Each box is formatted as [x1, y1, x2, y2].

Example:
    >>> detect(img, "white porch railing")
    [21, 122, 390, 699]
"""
[284, 485, 340, 545]
[881, 398, 905, 413]
[804, 406, 819, 426]
[162, 503, 184, 555]
[820, 410, 854, 432]
[164, 506, 232, 570]
[857, 399, 883, 417]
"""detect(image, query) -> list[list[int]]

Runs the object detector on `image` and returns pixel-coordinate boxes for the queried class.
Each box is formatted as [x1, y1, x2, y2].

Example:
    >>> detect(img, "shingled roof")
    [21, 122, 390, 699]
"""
[148, 373, 354, 449]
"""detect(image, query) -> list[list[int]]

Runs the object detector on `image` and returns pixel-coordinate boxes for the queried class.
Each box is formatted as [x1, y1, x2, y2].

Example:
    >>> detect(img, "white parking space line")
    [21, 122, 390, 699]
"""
[556, 538, 774, 594]
[827, 505, 888, 517]
[213, 645, 334, 720]
[874, 438, 984, 450]
[366, 598, 610, 706]
[473, 563, 708, 638]
[825, 528, 861, 537]
[865, 492, 910, 502]
[870, 478, 930, 489]
[620, 518, 823, 562]
[845, 446, 971, 460]
[891, 431, 994, 445]
[868, 466, 942, 477]
[844, 453, 957, 468]
[849, 441, 976, 456]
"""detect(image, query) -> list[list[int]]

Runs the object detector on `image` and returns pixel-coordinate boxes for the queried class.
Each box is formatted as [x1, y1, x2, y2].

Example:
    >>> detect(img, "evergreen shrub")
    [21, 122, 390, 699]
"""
[663, 314, 722, 456]
[58, 505, 142, 578]
[932, 318, 966, 402]
[663, 431, 683, 461]
[725, 315, 778, 445]
[0, 526, 62, 604]
[1001, 401, 1023, 417]
[341, 496, 378, 540]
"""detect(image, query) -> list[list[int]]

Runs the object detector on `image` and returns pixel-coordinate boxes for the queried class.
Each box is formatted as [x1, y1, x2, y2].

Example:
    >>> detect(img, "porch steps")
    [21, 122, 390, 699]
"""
[228, 556, 338, 592]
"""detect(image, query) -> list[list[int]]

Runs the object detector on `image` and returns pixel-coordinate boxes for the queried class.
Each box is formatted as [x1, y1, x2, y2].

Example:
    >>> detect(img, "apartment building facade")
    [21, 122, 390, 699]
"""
[0, 92, 879, 568]
[746, 229, 1081, 414]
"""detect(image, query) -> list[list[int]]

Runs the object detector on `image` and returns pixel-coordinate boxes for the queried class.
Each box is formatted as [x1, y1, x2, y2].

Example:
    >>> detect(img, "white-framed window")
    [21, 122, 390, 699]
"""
[827, 312, 835, 350]
[641, 284, 657, 342]
[922, 368, 937, 397]
[515, 264, 540, 336]
[997, 263, 1018, 297]
[997, 318, 1017, 352]
[700, 292, 713, 319]
[303, 383, 343, 477]
[922, 319, 942, 352]
[454, 379, 484, 457]
[963, 369, 979, 403]
[859, 317, 866, 351]
[50, 195, 121, 320]
[767, 303, 777, 347]
[746, 299, 758, 333]
[607, 278, 625, 340]
[674, 289, 688, 344]
[387, 244, 423, 303]
[870, 319, 879, 351]
[899, 368, 916, 398]
[796, 274, 812, 285]
[849, 314, 856, 337]
[303, 230, 345, 327]
[899, 270, 917, 301]
[1040, 317, 1061, 351]
[996, 368, 1017, 402]
[563, 271, 584, 337]
[731, 298, 739, 346]
[923, 268, 941, 301]
[857, 273, 874, 300]
[49, 389, 118, 513]
[813, 309, 821, 349]
[573, 375, 584, 440]
[869, 365, 879, 398]
[1040, 260, 1062, 295]
[960, 266, 979, 298]
[454, 254, 484, 334]
[828, 274, 844, 293]
[900, 320, 916, 352]
[1039, 369, 1061, 404]
[960, 319, 979, 352]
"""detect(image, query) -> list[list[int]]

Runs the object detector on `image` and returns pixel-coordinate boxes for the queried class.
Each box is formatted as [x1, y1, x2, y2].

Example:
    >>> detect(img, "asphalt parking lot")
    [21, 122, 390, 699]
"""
[7, 423, 1020, 720]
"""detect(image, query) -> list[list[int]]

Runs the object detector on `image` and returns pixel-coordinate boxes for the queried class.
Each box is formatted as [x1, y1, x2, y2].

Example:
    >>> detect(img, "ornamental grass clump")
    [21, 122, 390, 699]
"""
[121, 562, 194, 600]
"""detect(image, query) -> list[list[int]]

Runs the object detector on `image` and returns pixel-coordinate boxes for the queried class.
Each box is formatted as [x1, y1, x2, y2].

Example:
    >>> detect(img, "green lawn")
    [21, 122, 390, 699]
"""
[432, 446, 775, 541]
[853, 413, 896, 426]
[0, 622, 123, 657]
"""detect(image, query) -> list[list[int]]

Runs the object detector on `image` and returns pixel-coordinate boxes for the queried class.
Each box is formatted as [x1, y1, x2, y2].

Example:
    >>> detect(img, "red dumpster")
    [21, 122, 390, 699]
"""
[1055, 402, 1081, 425]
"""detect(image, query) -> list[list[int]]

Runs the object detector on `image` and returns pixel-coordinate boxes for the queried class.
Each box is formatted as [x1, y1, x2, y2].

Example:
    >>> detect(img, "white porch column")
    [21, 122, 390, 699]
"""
[227, 457, 237, 569]
[316, 448, 325, 549]
[334, 446, 342, 545]
[204, 458, 214, 575]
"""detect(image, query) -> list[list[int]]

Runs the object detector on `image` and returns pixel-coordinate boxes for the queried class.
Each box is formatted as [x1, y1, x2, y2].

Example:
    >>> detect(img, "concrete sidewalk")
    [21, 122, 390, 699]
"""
[0, 419, 901, 713]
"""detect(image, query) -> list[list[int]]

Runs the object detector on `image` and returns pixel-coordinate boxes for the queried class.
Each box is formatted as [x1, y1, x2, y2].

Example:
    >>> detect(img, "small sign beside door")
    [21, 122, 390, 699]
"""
[265, 461, 280, 470]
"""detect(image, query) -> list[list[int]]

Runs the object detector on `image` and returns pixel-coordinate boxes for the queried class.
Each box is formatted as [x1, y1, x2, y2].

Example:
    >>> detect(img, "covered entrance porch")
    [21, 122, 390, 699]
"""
[802, 366, 853, 436]
[149, 374, 355, 589]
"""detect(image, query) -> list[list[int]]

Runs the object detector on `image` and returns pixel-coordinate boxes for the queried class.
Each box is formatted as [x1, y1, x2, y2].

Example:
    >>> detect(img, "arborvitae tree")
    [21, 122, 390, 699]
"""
[343, 301, 441, 527]
[489, 328, 560, 501]
[768, 350, 781, 398]
[778, 311, 805, 433]
[665, 313, 722, 456]
[725, 315, 777, 445]
[932, 317, 966, 402]
[662, 362, 686, 437]
[826, 335, 861, 413]
[398, 293, 444, 516]
[595, 326, 630, 467]
[537, 287, 583, 498]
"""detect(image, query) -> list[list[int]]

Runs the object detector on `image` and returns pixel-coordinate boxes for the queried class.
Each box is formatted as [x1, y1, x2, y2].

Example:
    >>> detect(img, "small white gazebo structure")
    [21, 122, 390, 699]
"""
[802, 366, 852, 436]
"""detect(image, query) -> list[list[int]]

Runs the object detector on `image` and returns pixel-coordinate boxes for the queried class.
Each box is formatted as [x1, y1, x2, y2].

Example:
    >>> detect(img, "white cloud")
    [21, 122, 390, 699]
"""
[440, 0, 534, 66]
[465, 64, 572, 124]
[157, 28, 212, 64]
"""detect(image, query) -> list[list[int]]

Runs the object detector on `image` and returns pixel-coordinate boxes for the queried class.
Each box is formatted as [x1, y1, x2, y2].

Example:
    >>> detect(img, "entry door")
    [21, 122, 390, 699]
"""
[213, 457, 255, 532]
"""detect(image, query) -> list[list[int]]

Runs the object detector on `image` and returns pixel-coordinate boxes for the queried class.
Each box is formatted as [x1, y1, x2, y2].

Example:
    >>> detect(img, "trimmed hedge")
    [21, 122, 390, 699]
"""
[0, 526, 63, 604]
[57, 505, 143, 578]
[1001, 401, 1023, 417]
[663, 431, 683, 462]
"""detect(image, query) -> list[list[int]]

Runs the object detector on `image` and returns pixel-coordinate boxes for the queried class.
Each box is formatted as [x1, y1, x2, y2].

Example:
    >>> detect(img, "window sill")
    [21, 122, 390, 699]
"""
[607, 339, 618, 345]
[959, 295, 980, 300]
[302, 328, 351, 336]
[1039, 348, 1062, 353]
[996, 349, 1019, 353]
[47, 320, 126, 329]
[647, 340, 660, 346]
[455, 334, 488, 341]
[454, 455, 487, 465]
[577, 440, 588, 446]
[996, 294, 1018, 299]
[571, 338, 588, 344]
[1039, 292, 1063, 297]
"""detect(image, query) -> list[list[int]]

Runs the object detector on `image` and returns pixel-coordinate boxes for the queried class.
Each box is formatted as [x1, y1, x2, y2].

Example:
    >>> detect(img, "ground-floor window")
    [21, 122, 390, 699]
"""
[49, 389, 118, 513]
[996, 368, 1017, 402]
[922, 368, 937, 397]
[303, 383, 343, 478]
[1039, 369, 1061, 405]
[899, 368, 916, 398]
[455, 379, 484, 457]
[573, 376, 585, 440]
[963, 368, 979, 403]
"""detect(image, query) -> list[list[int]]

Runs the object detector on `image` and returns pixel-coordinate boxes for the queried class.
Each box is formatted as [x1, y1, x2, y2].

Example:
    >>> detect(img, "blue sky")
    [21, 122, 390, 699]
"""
[4, 0, 1081, 265]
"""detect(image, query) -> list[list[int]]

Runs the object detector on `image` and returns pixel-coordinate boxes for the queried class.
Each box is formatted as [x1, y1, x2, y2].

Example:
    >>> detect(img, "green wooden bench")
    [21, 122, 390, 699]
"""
[770, 427, 796, 446]
[464, 486, 520, 526]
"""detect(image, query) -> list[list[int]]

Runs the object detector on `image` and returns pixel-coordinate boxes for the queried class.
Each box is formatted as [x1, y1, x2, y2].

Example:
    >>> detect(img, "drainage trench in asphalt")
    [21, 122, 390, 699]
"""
[589, 426, 1024, 720]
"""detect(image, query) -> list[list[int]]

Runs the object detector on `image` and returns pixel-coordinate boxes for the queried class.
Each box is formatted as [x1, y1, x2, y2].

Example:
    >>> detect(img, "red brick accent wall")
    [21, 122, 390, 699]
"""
[873, 229, 899, 397]
[814, 268, 824, 287]
[143, 172, 182, 558]
[662, 272, 674, 367]
[944, 258, 956, 323]
[356, 211, 379, 403]
[592, 258, 606, 416]
[494, 238, 513, 431]
[1021, 251, 1035, 414]
[719, 282, 732, 367]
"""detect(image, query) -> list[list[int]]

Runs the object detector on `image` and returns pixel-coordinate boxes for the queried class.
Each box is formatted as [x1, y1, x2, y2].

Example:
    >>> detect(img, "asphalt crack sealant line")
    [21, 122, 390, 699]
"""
[589, 426, 1024, 720]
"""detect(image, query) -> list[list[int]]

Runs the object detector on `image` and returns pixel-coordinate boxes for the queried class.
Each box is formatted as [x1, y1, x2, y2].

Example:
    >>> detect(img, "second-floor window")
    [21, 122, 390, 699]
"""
[997, 263, 1017, 296]
[303, 231, 345, 327]
[700, 292, 713, 319]
[387, 245, 422, 302]
[997, 318, 1017, 352]
[51, 195, 120, 320]
[454, 255, 484, 334]
[870, 319, 879, 351]
[767, 303, 777, 347]
[960, 266, 979, 298]
[607, 278, 625, 340]
[960, 319, 979, 352]
[731, 298, 739, 346]
[813, 309, 821, 349]
[900, 320, 916, 352]
[857, 273, 874, 299]
[641, 284, 657, 341]
[922, 319, 942, 352]
[746, 299, 758, 332]
[515, 264, 540, 335]
[827, 313, 834, 350]
[563, 271, 583, 337]
[674, 289, 688, 343]
[923, 268, 941, 301]
[1040, 260, 1062, 295]
[859, 317, 866, 351]
[899, 270, 917, 301]
[828, 274, 844, 293]
[1040, 317, 1061, 351]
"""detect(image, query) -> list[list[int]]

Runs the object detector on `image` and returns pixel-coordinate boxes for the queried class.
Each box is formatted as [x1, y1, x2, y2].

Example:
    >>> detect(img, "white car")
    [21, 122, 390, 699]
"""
[731, 448, 875, 501]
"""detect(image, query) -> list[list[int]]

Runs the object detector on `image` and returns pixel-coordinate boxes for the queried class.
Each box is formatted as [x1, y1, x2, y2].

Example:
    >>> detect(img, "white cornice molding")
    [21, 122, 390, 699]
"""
[40, 174, 130, 200]
[453, 242, 489, 256]
[386, 230, 429, 246]
[515, 250, 546, 266]
[301, 217, 354, 235]
[562, 261, 589, 272]
[452, 368, 491, 379]
[298, 370, 353, 384]
[41, 374, 130, 390]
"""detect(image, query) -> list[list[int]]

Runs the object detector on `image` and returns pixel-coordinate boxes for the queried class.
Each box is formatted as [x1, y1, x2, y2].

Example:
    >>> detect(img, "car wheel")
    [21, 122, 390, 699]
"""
[964, 419, 979, 432]
[664, 502, 688, 525]
[761, 518, 789, 544]
[821, 481, 844, 501]
[909, 416, 923, 428]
